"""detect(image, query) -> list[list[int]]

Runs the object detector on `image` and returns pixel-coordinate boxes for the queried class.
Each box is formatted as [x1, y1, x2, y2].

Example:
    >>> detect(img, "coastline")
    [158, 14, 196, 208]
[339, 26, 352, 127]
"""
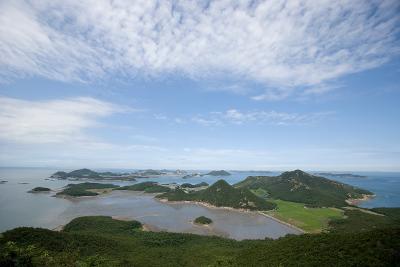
[345, 194, 376, 205]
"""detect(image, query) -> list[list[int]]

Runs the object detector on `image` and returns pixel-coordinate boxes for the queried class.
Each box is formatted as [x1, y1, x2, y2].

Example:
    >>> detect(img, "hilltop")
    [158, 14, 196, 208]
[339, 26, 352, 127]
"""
[235, 170, 373, 207]
[157, 179, 276, 211]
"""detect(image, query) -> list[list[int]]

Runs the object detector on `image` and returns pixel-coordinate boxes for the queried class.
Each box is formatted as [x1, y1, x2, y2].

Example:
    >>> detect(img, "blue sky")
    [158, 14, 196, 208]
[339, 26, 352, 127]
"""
[0, 0, 399, 171]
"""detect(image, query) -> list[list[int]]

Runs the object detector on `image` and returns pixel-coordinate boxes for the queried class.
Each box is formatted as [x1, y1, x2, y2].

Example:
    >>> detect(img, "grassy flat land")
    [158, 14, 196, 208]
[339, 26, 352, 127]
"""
[264, 199, 344, 232]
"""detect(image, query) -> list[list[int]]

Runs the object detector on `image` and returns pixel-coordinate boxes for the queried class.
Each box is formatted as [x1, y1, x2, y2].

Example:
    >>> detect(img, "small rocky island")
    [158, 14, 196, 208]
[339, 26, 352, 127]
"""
[28, 187, 51, 193]
[194, 216, 213, 225]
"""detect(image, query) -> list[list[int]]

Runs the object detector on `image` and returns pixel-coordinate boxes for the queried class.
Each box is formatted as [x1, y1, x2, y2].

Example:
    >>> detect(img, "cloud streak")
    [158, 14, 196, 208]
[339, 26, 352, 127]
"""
[0, 0, 398, 97]
[0, 96, 127, 143]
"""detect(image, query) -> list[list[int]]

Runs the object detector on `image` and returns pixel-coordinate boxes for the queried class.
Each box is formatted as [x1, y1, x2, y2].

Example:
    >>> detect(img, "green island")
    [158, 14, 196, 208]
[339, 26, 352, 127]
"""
[56, 183, 120, 197]
[157, 179, 276, 211]
[0, 215, 398, 266]
[205, 170, 231, 176]
[194, 216, 213, 225]
[28, 187, 51, 193]
[235, 170, 373, 207]
[50, 168, 137, 181]
[180, 182, 209, 188]
[115, 181, 171, 193]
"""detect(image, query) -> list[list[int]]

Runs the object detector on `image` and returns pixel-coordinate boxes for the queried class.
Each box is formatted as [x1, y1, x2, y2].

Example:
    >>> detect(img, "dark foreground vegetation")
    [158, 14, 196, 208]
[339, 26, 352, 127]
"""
[0, 216, 399, 267]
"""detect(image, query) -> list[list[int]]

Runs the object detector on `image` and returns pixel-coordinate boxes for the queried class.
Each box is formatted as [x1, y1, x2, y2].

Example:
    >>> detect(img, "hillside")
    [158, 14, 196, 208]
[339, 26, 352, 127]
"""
[157, 179, 276, 211]
[0, 216, 398, 266]
[235, 170, 373, 207]
[115, 181, 171, 193]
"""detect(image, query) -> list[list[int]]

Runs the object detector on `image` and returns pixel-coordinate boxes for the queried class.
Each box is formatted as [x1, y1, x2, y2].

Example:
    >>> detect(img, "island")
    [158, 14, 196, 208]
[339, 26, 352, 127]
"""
[115, 181, 171, 193]
[194, 216, 212, 225]
[56, 182, 120, 197]
[28, 187, 51, 193]
[180, 182, 209, 188]
[205, 170, 231, 176]
[50, 169, 138, 181]
[314, 172, 367, 178]
[0, 180, 8, 184]
[157, 179, 276, 211]
[235, 170, 373, 207]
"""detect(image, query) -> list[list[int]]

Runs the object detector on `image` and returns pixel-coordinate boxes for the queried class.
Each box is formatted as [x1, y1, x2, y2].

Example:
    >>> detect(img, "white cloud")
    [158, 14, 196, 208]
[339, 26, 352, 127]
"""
[0, 96, 127, 143]
[0, 0, 399, 97]
[191, 109, 332, 126]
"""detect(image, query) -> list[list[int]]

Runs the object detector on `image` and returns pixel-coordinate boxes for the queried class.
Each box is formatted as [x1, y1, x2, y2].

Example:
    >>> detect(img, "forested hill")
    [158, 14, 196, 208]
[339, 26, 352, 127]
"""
[157, 179, 276, 211]
[235, 170, 373, 207]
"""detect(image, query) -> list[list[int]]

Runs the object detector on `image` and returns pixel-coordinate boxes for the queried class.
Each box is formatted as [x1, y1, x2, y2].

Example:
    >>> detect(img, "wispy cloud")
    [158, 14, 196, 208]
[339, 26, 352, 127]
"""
[1, 0, 398, 97]
[0, 96, 128, 143]
[191, 109, 332, 126]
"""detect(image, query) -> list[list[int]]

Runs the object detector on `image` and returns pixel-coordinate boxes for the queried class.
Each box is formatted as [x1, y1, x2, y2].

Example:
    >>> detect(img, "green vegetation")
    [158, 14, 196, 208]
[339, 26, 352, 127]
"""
[28, 187, 51, 193]
[0, 216, 398, 266]
[116, 181, 171, 193]
[194, 216, 213, 225]
[329, 207, 400, 233]
[50, 168, 137, 181]
[205, 170, 231, 176]
[236, 169, 373, 207]
[56, 182, 119, 197]
[180, 182, 209, 188]
[157, 180, 276, 211]
[264, 199, 344, 232]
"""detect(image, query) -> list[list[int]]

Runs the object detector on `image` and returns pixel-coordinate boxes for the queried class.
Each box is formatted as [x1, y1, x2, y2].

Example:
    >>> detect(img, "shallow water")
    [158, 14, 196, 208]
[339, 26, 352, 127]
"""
[0, 168, 299, 239]
[1, 167, 399, 239]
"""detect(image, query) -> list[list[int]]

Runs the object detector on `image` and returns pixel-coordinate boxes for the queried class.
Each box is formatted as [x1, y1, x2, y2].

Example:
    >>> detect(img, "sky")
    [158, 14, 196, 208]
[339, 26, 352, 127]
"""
[0, 0, 399, 171]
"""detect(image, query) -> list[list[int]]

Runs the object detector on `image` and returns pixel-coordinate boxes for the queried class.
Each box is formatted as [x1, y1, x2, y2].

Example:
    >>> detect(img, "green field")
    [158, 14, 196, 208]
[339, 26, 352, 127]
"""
[264, 199, 345, 232]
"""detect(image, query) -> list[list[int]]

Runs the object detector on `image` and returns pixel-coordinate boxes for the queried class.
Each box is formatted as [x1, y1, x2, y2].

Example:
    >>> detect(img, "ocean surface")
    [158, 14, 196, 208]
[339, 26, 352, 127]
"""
[0, 168, 399, 239]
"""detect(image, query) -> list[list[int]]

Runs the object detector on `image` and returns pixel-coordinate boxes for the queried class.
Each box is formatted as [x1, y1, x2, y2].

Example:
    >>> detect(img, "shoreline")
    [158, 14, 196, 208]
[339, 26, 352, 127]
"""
[346, 194, 376, 206]
[156, 198, 304, 233]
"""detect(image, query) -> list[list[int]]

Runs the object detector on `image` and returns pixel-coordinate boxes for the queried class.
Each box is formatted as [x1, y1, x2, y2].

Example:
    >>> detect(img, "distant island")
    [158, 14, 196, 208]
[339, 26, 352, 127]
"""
[56, 182, 119, 197]
[50, 169, 138, 181]
[205, 170, 231, 176]
[314, 172, 367, 178]
[180, 182, 209, 188]
[157, 179, 276, 211]
[194, 216, 212, 225]
[0, 180, 7, 184]
[115, 181, 171, 193]
[28, 187, 51, 193]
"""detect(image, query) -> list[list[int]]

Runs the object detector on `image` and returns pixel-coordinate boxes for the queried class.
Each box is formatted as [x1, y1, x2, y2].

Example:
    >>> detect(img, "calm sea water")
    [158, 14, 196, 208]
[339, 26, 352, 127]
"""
[0, 168, 399, 238]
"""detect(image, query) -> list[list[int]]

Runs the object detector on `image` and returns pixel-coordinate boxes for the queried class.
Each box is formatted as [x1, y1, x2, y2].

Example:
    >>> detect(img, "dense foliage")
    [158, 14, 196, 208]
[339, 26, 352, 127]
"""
[0, 216, 398, 266]
[194, 216, 212, 225]
[115, 182, 171, 193]
[157, 180, 276, 211]
[329, 208, 400, 233]
[56, 182, 119, 197]
[235, 170, 373, 207]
